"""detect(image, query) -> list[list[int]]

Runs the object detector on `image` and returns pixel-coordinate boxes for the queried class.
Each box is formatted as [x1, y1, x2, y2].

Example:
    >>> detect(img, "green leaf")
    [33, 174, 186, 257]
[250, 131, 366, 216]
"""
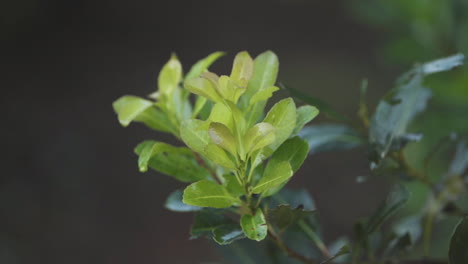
[224, 174, 244, 197]
[365, 184, 410, 234]
[281, 83, 350, 122]
[218, 75, 246, 103]
[449, 216, 468, 264]
[158, 54, 182, 97]
[262, 98, 297, 157]
[213, 223, 245, 245]
[113, 96, 174, 132]
[241, 209, 268, 241]
[183, 180, 239, 208]
[134, 141, 208, 182]
[268, 204, 314, 232]
[299, 124, 365, 154]
[191, 209, 229, 238]
[241, 51, 279, 126]
[261, 137, 309, 197]
[204, 143, 237, 169]
[207, 102, 234, 131]
[184, 76, 222, 102]
[292, 105, 319, 136]
[230, 51, 254, 87]
[252, 161, 293, 194]
[209, 122, 237, 155]
[249, 86, 279, 105]
[180, 119, 210, 154]
[164, 190, 201, 212]
[185, 51, 225, 80]
[192, 96, 207, 118]
[270, 136, 309, 173]
[244, 122, 276, 153]
[245, 51, 279, 100]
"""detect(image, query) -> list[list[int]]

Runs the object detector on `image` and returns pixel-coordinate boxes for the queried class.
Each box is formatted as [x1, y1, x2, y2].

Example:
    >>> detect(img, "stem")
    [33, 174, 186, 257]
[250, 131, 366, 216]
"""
[298, 220, 332, 258]
[268, 231, 317, 264]
[193, 152, 222, 184]
[393, 151, 433, 186]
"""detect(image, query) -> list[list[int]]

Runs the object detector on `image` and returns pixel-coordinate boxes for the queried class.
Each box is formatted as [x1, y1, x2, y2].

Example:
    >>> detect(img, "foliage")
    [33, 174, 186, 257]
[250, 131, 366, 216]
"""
[113, 51, 466, 264]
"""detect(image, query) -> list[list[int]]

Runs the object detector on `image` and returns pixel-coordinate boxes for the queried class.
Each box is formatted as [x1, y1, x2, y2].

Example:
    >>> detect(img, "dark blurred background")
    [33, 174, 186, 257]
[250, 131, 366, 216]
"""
[2, 0, 467, 263]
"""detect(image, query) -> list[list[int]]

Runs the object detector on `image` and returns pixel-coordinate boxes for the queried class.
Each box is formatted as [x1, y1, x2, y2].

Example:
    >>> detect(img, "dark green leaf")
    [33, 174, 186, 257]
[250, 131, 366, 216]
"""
[299, 124, 364, 154]
[185, 51, 225, 80]
[449, 141, 468, 176]
[213, 223, 245, 245]
[134, 141, 209, 182]
[280, 83, 350, 122]
[241, 209, 268, 241]
[321, 245, 351, 264]
[270, 136, 309, 173]
[165, 190, 201, 212]
[183, 180, 240, 208]
[365, 184, 410, 234]
[191, 209, 231, 239]
[449, 216, 468, 264]
[268, 204, 314, 232]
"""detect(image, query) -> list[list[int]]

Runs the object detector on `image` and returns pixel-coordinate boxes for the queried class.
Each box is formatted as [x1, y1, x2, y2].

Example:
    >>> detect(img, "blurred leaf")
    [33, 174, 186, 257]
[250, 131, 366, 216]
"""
[292, 105, 319, 136]
[158, 54, 182, 97]
[272, 188, 316, 211]
[113, 96, 175, 132]
[183, 180, 239, 208]
[370, 54, 464, 162]
[321, 245, 350, 264]
[449, 216, 468, 264]
[134, 141, 209, 182]
[213, 223, 245, 245]
[299, 124, 364, 154]
[365, 184, 410, 234]
[449, 141, 468, 176]
[185, 51, 225, 80]
[328, 237, 351, 263]
[165, 190, 201, 212]
[192, 96, 207, 118]
[216, 239, 270, 264]
[268, 204, 314, 232]
[252, 161, 293, 194]
[262, 98, 296, 157]
[244, 122, 276, 153]
[280, 83, 350, 122]
[218, 75, 246, 103]
[209, 122, 237, 155]
[241, 209, 268, 241]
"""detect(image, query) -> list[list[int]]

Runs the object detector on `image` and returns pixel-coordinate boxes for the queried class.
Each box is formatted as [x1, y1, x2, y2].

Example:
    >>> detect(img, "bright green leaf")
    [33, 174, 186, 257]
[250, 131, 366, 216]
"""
[184, 76, 222, 102]
[204, 143, 237, 169]
[230, 51, 254, 87]
[183, 180, 239, 208]
[209, 122, 237, 155]
[244, 122, 276, 153]
[224, 174, 244, 197]
[262, 98, 297, 157]
[249, 86, 279, 105]
[270, 136, 309, 173]
[165, 190, 201, 212]
[241, 209, 268, 241]
[192, 96, 207, 118]
[135, 141, 208, 182]
[449, 216, 468, 264]
[207, 102, 234, 131]
[292, 105, 319, 136]
[180, 119, 210, 154]
[186, 51, 225, 80]
[158, 54, 182, 97]
[299, 124, 365, 154]
[218, 75, 246, 103]
[252, 161, 293, 194]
